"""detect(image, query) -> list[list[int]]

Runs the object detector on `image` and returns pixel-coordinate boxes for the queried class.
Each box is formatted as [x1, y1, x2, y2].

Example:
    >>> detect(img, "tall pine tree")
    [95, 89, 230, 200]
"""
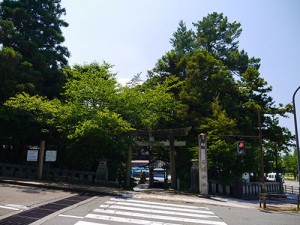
[147, 12, 291, 185]
[0, 0, 69, 99]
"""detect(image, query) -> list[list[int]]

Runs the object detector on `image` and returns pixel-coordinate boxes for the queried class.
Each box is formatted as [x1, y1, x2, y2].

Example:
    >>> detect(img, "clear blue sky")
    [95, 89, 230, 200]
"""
[60, 0, 300, 134]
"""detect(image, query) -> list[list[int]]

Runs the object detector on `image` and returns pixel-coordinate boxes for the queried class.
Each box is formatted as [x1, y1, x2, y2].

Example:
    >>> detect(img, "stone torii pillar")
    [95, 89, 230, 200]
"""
[169, 135, 176, 189]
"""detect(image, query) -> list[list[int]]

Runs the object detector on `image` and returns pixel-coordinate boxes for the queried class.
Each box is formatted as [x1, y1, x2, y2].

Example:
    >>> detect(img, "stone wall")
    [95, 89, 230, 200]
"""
[0, 163, 118, 187]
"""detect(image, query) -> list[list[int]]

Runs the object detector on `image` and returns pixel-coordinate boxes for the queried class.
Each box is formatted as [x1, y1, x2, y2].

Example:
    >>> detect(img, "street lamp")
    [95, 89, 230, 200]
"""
[292, 86, 300, 209]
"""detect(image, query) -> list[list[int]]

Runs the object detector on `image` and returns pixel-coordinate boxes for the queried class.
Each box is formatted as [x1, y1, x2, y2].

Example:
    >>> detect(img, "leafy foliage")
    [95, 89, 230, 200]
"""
[147, 12, 292, 185]
[4, 62, 131, 168]
[0, 0, 69, 98]
[283, 149, 298, 179]
[4, 62, 184, 170]
[117, 78, 186, 130]
[0, 7, 294, 188]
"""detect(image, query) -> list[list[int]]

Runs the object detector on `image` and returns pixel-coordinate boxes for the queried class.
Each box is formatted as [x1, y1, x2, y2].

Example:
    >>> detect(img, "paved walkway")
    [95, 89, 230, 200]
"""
[1, 177, 299, 211]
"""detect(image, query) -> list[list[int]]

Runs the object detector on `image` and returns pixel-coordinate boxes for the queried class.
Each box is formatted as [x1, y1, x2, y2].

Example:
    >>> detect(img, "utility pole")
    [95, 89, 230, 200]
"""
[292, 85, 300, 209]
[258, 110, 266, 209]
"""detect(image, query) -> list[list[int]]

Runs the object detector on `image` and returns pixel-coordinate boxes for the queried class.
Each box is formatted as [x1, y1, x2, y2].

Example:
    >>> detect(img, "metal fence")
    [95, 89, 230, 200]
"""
[283, 185, 300, 195]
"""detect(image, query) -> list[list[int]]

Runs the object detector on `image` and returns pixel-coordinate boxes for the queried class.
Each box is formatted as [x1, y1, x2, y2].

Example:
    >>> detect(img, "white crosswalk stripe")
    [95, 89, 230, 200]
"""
[97, 205, 218, 218]
[74, 197, 228, 225]
[109, 198, 210, 210]
[74, 222, 107, 225]
[102, 200, 213, 214]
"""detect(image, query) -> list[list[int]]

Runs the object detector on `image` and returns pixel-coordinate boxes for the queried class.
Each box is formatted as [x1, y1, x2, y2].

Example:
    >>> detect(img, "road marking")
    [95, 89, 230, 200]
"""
[110, 198, 209, 209]
[59, 214, 84, 219]
[86, 214, 182, 225]
[0, 204, 29, 211]
[0, 205, 20, 211]
[104, 200, 214, 214]
[87, 210, 227, 225]
[66, 198, 227, 225]
[74, 221, 108, 225]
[98, 205, 218, 218]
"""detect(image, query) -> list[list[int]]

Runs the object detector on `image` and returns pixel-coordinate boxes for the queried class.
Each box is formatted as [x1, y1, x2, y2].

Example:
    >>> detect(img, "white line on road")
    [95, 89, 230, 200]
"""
[87, 210, 227, 225]
[104, 201, 214, 214]
[58, 214, 84, 219]
[98, 205, 218, 218]
[87, 213, 227, 225]
[110, 198, 209, 209]
[74, 221, 108, 225]
[0, 205, 20, 211]
[0, 204, 29, 211]
[86, 213, 184, 225]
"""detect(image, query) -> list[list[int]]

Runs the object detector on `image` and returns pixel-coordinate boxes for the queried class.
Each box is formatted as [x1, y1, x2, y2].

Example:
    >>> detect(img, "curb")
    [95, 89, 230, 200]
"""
[1, 177, 299, 212]
[0, 178, 122, 197]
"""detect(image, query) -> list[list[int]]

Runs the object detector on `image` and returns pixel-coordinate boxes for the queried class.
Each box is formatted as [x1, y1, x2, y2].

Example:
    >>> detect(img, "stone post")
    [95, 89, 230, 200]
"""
[199, 133, 208, 195]
[190, 159, 199, 193]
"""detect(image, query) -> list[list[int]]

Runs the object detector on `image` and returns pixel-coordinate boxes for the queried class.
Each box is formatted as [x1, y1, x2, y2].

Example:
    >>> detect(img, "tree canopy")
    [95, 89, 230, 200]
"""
[147, 12, 292, 184]
[0, 0, 69, 99]
[0, 7, 294, 186]
[4, 62, 185, 169]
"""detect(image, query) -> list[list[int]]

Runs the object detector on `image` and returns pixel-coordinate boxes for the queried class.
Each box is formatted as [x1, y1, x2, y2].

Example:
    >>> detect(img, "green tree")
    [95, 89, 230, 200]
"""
[193, 12, 241, 60]
[0, 0, 69, 98]
[178, 50, 239, 125]
[193, 12, 261, 74]
[170, 20, 195, 55]
[4, 62, 132, 169]
[4, 62, 185, 172]
[117, 77, 186, 131]
[0, 104, 42, 163]
[199, 97, 241, 185]
[0, 47, 21, 102]
[283, 149, 298, 180]
[264, 117, 294, 174]
[147, 12, 292, 185]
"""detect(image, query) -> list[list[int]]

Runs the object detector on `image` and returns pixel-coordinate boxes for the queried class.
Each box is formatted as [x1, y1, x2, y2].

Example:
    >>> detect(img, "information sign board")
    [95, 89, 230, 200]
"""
[45, 150, 57, 162]
[27, 150, 38, 162]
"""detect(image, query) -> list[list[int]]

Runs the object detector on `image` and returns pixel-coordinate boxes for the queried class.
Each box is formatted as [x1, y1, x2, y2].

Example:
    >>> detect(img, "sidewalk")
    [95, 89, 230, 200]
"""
[1, 177, 299, 212]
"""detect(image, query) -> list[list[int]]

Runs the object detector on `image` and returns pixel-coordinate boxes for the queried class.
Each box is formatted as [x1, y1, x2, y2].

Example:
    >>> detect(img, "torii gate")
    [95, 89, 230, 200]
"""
[125, 127, 191, 189]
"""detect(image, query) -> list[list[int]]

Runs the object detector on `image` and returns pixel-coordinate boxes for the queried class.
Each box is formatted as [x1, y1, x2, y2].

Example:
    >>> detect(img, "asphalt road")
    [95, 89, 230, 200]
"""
[34, 195, 300, 225]
[34, 196, 230, 225]
[284, 180, 299, 188]
[283, 180, 300, 194]
[1, 183, 300, 225]
[0, 183, 75, 219]
[210, 204, 300, 225]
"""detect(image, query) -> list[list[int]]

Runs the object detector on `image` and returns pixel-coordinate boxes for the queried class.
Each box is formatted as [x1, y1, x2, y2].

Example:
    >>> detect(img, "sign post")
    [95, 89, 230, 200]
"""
[38, 140, 45, 179]
[198, 133, 208, 195]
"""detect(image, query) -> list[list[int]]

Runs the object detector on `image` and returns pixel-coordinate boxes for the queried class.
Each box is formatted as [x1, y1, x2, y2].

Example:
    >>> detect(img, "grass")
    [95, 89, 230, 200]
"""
[284, 173, 297, 180]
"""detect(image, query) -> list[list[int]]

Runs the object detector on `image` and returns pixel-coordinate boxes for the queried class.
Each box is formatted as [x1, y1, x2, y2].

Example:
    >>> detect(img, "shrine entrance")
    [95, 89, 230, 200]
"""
[125, 127, 191, 189]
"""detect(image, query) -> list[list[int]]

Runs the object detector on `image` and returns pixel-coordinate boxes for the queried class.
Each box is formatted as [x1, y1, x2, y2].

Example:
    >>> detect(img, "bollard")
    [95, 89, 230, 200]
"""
[177, 179, 180, 191]
[297, 191, 300, 210]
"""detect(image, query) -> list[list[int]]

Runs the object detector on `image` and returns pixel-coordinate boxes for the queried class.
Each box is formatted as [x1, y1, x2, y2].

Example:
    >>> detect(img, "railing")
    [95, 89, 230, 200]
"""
[283, 185, 300, 195]
[209, 180, 283, 198]
[243, 182, 284, 199]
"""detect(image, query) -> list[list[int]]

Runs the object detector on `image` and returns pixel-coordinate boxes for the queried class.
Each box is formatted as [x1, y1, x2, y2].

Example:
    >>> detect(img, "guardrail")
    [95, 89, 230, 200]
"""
[283, 185, 300, 195]
[208, 180, 285, 199]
